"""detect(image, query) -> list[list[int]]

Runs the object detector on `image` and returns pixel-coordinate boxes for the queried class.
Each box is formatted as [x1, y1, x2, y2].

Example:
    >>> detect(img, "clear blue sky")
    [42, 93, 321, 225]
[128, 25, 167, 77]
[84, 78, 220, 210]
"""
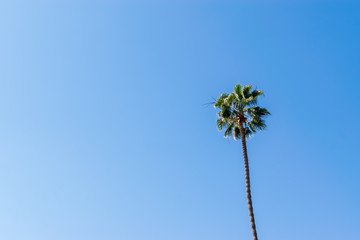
[0, 1, 359, 239]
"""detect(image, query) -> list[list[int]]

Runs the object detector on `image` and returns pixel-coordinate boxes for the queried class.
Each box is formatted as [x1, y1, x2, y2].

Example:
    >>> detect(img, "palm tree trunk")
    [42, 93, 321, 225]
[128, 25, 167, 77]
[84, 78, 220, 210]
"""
[239, 121, 258, 240]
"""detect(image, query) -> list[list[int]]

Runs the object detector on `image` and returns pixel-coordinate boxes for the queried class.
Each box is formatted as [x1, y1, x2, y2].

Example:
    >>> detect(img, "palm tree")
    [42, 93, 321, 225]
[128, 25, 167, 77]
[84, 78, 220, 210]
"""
[214, 84, 270, 240]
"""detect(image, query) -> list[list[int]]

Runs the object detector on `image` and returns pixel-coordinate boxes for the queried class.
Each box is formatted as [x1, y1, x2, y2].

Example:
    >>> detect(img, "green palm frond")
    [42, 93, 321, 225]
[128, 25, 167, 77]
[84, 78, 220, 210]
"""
[214, 84, 270, 141]
[247, 117, 267, 131]
[251, 89, 263, 99]
[244, 127, 253, 138]
[234, 84, 242, 101]
[225, 93, 236, 106]
[214, 93, 229, 108]
[245, 106, 269, 132]
[246, 106, 270, 117]
[242, 85, 253, 99]
[219, 106, 231, 118]
[217, 118, 226, 131]
[224, 122, 234, 138]
[245, 89, 264, 106]
[247, 121, 257, 133]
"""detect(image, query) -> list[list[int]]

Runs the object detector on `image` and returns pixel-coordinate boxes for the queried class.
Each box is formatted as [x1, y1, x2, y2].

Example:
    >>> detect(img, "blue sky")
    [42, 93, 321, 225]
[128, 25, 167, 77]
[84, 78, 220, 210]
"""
[0, 1, 359, 239]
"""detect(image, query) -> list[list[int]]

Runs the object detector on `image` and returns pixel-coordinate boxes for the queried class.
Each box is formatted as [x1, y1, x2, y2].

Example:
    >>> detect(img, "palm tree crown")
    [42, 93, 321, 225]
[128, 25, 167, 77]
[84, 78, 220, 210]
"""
[214, 84, 270, 140]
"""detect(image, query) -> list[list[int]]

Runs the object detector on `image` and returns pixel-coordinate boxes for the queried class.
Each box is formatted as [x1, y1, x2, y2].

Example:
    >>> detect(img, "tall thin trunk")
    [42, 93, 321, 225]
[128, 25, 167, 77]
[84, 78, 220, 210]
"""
[239, 121, 258, 240]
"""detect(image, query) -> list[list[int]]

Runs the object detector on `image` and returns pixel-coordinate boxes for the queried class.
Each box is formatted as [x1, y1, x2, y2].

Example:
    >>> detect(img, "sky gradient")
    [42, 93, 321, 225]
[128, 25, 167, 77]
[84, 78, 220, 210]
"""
[0, 1, 359, 239]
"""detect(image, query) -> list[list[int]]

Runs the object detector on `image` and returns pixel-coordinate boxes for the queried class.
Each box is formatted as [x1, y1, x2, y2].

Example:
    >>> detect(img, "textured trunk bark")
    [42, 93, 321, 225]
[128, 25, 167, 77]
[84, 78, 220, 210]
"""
[239, 121, 258, 240]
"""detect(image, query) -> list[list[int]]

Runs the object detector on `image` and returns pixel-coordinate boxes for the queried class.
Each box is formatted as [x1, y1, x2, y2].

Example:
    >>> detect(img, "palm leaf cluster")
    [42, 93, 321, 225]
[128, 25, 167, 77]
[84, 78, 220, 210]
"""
[214, 84, 270, 140]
